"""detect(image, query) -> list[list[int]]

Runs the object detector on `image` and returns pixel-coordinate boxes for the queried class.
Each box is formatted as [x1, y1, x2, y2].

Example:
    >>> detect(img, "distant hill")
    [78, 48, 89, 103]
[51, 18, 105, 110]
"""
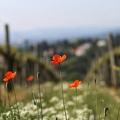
[0, 27, 120, 45]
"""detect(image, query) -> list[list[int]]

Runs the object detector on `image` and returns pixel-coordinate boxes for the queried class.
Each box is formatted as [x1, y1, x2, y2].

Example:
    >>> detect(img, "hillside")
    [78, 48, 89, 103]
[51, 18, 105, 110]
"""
[0, 27, 120, 45]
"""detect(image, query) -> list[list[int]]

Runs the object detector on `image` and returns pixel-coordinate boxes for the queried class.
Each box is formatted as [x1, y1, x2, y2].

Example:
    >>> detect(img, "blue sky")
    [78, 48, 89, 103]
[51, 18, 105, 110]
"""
[0, 0, 120, 33]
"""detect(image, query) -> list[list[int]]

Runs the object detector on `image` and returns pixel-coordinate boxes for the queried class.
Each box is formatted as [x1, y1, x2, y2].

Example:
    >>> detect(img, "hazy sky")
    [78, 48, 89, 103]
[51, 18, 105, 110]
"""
[0, 0, 120, 32]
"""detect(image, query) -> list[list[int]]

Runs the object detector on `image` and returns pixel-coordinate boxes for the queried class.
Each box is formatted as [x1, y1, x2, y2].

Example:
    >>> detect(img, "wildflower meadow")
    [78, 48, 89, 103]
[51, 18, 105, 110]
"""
[0, 54, 120, 120]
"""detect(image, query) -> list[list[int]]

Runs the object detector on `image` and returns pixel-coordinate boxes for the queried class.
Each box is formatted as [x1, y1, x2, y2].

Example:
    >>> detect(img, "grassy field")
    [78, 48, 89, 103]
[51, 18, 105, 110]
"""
[0, 80, 120, 120]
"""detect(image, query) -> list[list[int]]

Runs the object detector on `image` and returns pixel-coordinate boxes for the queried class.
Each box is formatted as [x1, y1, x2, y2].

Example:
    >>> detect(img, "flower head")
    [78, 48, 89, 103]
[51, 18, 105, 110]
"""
[3, 71, 16, 82]
[27, 75, 34, 82]
[69, 80, 82, 88]
[50, 54, 66, 65]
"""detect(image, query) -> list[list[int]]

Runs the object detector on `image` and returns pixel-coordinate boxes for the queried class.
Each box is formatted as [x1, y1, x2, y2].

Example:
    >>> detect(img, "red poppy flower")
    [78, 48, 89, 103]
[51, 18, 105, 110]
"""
[3, 71, 16, 82]
[27, 75, 34, 81]
[69, 80, 82, 88]
[50, 54, 66, 65]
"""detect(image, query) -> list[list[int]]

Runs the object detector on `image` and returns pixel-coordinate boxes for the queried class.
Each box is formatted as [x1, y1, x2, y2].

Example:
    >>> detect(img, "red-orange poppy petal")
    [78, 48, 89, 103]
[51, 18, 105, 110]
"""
[74, 80, 80, 86]
[27, 75, 34, 81]
[5, 71, 16, 79]
[5, 71, 13, 78]
[74, 80, 82, 87]
[69, 83, 75, 88]
[52, 54, 61, 62]
[3, 78, 9, 82]
[50, 61, 59, 65]
[61, 54, 66, 62]
[12, 72, 16, 78]
[13, 71, 16, 76]
[69, 80, 82, 88]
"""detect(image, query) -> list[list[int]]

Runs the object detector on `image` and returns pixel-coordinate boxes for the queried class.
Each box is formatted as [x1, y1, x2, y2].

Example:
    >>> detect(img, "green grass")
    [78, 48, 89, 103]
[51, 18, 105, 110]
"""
[0, 81, 120, 120]
[82, 82, 120, 120]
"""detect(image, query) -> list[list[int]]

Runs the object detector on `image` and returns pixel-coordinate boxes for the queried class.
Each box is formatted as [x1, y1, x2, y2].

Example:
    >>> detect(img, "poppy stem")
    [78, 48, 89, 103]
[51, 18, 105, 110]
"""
[94, 79, 100, 120]
[6, 83, 13, 120]
[99, 99, 104, 119]
[11, 80, 21, 119]
[117, 107, 120, 120]
[59, 63, 68, 120]
[75, 87, 78, 118]
[76, 87, 77, 109]
[32, 91, 40, 120]
[37, 72, 43, 120]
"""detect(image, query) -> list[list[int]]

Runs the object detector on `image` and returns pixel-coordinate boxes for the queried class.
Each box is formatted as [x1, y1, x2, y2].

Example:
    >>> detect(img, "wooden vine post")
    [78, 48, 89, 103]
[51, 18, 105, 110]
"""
[5, 24, 14, 91]
[107, 34, 117, 87]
